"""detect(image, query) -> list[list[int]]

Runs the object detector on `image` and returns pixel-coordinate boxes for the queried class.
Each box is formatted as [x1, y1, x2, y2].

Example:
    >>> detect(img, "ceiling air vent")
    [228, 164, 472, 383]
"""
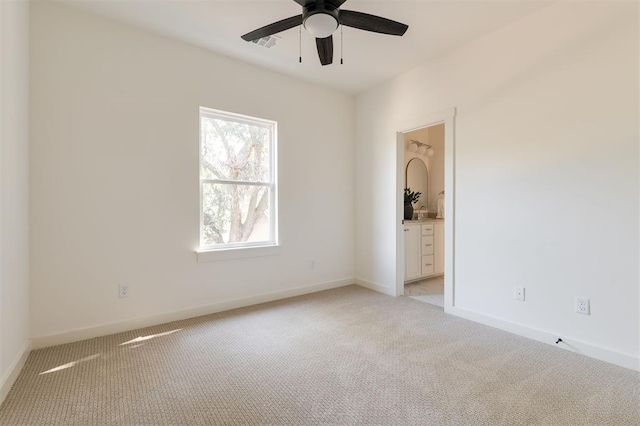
[251, 35, 280, 48]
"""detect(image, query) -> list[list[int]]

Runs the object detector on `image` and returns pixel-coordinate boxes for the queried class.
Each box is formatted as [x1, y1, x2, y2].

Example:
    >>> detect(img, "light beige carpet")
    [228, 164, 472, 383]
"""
[0, 285, 638, 425]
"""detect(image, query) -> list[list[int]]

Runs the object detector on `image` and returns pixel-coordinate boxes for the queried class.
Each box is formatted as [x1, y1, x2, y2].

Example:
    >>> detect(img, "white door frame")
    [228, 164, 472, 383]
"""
[395, 108, 456, 311]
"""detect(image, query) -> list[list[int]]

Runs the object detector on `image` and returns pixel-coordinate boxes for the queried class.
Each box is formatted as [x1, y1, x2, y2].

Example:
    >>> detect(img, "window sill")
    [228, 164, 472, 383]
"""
[196, 244, 281, 263]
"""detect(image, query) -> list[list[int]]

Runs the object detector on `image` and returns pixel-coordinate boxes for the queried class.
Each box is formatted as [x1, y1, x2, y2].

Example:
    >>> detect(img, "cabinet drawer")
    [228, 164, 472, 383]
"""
[421, 255, 434, 275]
[421, 235, 434, 255]
[421, 224, 434, 236]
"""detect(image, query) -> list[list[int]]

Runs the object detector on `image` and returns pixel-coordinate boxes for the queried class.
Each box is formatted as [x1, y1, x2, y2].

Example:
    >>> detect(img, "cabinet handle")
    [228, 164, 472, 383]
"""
[425, 263, 433, 267]
[425, 244, 432, 247]
[404, 228, 408, 232]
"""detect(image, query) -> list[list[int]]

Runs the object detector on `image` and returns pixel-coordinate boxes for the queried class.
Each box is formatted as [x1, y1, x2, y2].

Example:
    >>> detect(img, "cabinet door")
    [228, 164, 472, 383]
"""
[434, 222, 445, 274]
[404, 225, 421, 281]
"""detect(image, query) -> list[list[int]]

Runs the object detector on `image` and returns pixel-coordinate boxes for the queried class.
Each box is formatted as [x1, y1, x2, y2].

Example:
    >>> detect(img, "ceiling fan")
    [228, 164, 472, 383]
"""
[241, 0, 409, 66]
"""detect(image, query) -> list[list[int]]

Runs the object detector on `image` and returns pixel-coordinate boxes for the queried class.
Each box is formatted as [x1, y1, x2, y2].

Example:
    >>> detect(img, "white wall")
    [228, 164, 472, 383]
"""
[30, 2, 355, 342]
[0, 0, 30, 401]
[355, 2, 639, 368]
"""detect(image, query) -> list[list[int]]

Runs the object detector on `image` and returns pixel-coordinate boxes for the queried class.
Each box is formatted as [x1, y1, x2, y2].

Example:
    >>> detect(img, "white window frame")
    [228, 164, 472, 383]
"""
[197, 107, 278, 259]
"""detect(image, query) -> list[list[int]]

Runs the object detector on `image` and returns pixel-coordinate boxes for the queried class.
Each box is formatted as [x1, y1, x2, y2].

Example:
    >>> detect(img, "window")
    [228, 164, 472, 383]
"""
[199, 107, 277, 251]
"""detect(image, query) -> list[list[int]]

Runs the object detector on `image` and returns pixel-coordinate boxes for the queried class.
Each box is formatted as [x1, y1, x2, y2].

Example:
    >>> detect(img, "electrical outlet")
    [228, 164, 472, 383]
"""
[514, 286, 525, 301]
[309, 260, 316, 270]
[119, 285, 130, 298]
[575, 297, 590, 315]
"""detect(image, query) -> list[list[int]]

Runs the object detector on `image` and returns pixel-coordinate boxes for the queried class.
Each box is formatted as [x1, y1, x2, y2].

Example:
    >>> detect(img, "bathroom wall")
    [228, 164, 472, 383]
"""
[426, 124, 444, 214]
[403, 128, 429, 211]
[403, 124, 445, 214]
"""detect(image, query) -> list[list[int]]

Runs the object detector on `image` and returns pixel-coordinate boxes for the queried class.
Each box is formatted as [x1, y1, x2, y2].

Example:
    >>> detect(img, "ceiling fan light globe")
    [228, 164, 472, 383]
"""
[304, 13, 339, 38]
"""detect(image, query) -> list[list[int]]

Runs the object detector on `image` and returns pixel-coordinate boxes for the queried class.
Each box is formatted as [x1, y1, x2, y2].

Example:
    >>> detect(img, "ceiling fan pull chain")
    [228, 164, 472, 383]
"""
[340, 25, 343, 65]
[299, 26, 302, 63]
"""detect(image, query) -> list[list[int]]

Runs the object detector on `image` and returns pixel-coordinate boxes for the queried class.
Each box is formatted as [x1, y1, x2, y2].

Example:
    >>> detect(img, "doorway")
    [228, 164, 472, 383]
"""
[395, 108, 455, 312]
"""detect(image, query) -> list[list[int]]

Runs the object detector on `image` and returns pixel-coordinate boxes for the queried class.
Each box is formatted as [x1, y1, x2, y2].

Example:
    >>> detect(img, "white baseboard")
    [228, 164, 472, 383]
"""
[0, 340, 31, 406]
[446, 306, 640, 372]
[355, 278, 397, 296]
[31, 278, 355, 350]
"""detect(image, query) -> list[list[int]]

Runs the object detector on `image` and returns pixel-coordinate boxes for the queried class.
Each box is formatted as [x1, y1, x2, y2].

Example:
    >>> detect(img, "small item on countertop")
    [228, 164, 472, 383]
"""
[436, 191, 445, 219]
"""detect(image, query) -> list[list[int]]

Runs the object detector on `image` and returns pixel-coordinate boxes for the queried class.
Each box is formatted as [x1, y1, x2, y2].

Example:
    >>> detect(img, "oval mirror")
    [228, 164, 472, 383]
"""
[405, 158, 428, 209]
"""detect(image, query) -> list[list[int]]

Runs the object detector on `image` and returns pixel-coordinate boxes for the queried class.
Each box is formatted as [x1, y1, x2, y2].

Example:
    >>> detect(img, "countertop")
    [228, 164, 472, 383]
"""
[403, 218, 444, 224]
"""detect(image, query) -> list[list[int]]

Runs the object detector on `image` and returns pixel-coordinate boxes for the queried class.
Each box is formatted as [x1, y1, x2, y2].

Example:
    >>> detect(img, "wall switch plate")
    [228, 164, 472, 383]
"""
[514, 286, 525, 301]
[309, 260, 315, 270]
[119, 285, 130, 298]
[575, 297, 590, 315]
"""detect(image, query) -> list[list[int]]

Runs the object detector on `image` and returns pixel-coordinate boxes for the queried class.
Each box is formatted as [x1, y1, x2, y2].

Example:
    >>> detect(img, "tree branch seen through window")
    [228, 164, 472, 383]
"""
[200, 108, 277, 249]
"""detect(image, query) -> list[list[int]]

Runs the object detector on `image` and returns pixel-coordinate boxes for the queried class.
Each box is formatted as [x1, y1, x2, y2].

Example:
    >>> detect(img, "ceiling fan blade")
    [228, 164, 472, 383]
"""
[241, 15, 303, 42]
[293, 0, 313, 6]
[339, 10, 408, 36]
[316, 35, 334, 66]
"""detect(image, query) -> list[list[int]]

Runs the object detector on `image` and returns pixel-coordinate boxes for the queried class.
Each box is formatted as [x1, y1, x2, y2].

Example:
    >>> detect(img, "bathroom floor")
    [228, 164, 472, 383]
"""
[404, 276, 444, 308]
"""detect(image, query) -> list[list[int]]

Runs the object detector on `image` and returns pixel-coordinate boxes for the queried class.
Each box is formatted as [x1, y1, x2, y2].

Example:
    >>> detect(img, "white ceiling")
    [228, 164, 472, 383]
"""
[58, 0, 552, 94]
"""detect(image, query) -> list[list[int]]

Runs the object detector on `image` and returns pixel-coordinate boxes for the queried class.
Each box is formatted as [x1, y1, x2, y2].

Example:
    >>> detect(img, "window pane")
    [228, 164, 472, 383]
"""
[202, 183, 272, 246]
[200, 117, 271, 182]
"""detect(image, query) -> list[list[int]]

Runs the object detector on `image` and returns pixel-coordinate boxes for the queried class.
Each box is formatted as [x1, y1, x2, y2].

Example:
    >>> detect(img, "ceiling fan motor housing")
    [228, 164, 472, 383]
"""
[303, 3, 339, 38]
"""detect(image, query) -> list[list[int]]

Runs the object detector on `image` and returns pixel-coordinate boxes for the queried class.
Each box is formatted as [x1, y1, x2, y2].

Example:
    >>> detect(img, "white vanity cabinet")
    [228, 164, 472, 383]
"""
[403, 225, 421, 280]
[404, 220, 444, 282]
[434, 222, 444, 274]
[420, 223, 435, 276]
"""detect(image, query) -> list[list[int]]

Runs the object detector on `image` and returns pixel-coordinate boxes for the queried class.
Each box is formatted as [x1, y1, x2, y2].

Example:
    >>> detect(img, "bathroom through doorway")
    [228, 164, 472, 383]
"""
[395, 108, 455, 311]
[402, 124, 445, 307]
